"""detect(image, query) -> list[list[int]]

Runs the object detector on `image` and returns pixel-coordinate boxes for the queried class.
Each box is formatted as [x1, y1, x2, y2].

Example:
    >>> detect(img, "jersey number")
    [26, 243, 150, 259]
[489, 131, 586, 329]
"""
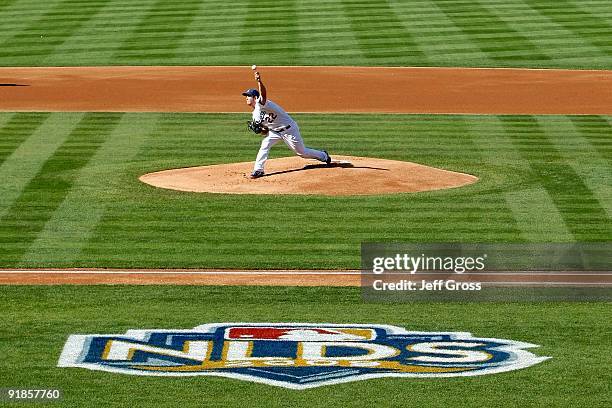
[259, 111, 277, 124]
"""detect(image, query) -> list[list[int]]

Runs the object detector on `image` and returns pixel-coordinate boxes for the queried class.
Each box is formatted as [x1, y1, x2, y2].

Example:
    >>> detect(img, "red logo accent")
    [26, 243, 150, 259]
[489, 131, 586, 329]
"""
[227, 327, 341, 340]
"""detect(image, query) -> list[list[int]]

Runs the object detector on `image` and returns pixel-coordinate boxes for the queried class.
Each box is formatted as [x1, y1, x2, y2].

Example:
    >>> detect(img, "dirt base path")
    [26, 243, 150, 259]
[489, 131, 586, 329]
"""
[139, 156, 478, 196]
[1, 66, 610, 114]
[1, 269, 609, 287]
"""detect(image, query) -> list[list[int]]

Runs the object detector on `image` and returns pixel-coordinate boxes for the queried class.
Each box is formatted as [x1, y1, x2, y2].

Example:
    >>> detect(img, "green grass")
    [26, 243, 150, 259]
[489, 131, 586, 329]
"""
[0, 285, 610, 407]
[0, 0, 610, 68]
[0, 112, 610, 269]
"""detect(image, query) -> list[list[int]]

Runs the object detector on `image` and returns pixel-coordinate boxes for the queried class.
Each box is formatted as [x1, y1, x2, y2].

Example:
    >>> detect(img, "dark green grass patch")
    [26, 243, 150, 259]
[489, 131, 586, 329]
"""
[0, 112, 610, 269]
[0, 285, 610, 407]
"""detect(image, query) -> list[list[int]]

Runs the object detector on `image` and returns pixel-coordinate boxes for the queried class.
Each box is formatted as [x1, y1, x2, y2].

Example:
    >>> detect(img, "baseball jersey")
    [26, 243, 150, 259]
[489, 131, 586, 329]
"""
[252, 98, 296, 130]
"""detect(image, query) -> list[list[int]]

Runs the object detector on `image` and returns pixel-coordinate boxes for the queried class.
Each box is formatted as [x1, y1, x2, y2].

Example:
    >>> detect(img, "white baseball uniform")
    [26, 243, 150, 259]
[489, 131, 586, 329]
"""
[252, 97, 327, 172]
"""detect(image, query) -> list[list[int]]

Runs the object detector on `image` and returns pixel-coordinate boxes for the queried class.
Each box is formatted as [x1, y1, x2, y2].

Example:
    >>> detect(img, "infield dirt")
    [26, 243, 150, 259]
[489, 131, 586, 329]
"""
[1, 66, 610, 114]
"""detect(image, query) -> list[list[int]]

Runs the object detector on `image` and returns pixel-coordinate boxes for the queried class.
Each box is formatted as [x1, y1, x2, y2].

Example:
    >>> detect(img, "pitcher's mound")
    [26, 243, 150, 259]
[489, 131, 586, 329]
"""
[139, 155, 478, 196]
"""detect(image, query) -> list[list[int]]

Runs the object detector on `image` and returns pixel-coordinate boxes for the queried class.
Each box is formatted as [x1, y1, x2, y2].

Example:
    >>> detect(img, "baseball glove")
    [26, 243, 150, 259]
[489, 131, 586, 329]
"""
[247, 120, 268, 135]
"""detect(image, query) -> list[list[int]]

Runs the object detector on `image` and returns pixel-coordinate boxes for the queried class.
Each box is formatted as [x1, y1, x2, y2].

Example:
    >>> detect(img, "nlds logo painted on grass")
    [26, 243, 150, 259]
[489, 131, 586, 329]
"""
[58, 323, 549, 389]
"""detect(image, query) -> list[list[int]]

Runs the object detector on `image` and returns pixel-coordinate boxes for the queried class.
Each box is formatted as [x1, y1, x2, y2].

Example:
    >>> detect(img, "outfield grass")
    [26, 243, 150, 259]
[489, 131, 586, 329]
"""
[0, 286, 610, 407]
[0, 113, 610, 269]
[0, 0, 610, 69]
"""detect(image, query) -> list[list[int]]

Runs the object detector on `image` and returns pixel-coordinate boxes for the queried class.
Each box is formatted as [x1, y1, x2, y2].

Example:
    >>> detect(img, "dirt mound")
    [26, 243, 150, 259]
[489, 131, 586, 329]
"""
[139, 156, 478, 196]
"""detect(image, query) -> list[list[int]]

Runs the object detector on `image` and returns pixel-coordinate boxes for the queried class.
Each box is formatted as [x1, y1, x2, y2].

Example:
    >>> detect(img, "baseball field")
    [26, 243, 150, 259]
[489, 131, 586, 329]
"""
[0, 1, 611, 407]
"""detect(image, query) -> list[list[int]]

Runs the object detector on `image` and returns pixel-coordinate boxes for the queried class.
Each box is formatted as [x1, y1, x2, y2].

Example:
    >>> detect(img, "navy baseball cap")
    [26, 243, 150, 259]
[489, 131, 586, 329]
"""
[242, 88, 260, 97]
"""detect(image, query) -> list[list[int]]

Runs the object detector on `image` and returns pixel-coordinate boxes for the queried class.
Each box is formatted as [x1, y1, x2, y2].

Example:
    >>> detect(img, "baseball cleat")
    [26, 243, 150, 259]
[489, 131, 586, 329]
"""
[323, 150, 332, 165]
[249, 170, 265, 179]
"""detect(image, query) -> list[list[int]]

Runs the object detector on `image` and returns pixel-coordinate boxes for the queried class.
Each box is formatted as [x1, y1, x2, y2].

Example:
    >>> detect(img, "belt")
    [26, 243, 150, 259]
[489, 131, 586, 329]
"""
[271, 124, 291, 132]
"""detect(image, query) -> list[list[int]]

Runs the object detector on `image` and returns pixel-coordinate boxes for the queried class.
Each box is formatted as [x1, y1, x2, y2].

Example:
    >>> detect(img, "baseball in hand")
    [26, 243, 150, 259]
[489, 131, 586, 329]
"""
[251, 65, 257, 70]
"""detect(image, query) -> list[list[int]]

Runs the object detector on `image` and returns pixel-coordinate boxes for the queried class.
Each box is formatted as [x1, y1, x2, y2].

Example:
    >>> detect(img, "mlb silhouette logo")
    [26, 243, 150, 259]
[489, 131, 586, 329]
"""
[225, 327, 375, 341]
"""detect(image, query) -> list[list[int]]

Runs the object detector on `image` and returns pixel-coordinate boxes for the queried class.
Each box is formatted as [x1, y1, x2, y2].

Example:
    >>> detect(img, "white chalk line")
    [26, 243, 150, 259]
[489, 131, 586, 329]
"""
[480, 282, 612, 286]
[0, 270, 610, 276]
[0, 270, 359, 275]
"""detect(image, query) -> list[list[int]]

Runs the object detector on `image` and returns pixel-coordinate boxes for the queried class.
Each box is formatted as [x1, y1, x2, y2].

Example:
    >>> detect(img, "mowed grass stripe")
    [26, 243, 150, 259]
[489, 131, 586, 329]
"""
[0, 0, 62, 44]
[504, 188, 575, 242]
[575, 0, 612, 18]
[239, 0, 300, 62]
[433, 0, 551, 61]
[524, 0, 612, 52]
[501, 116, 612, 241]
[437, 115, 524, 239]
[294, 1, 364, 64]
[46, 2, 160, 65]
[0, 0, 17, 12]
[467, 116, 574, 241]
[114, 0, 202, 62]
[0, 113, 83, 221]
[0, 113, 122, 266]
[397, 115, 523, 240]
[569, 116, 612, 161]
[475, 0, 604, 60]
[388, 0, 491, 61]
[23, 114, 156, 266]
[174, 1, 248, 63]
[540, 117, 612, 219]
[0, 0, 109, 59]
[341, 0, 427, 61]
[0, 113, 50, 165]
[0, 112, 14, 129]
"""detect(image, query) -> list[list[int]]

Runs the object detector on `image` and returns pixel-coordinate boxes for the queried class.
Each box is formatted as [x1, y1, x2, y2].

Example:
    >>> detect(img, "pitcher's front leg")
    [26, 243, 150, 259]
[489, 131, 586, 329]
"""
[252, 134, 281, 177]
